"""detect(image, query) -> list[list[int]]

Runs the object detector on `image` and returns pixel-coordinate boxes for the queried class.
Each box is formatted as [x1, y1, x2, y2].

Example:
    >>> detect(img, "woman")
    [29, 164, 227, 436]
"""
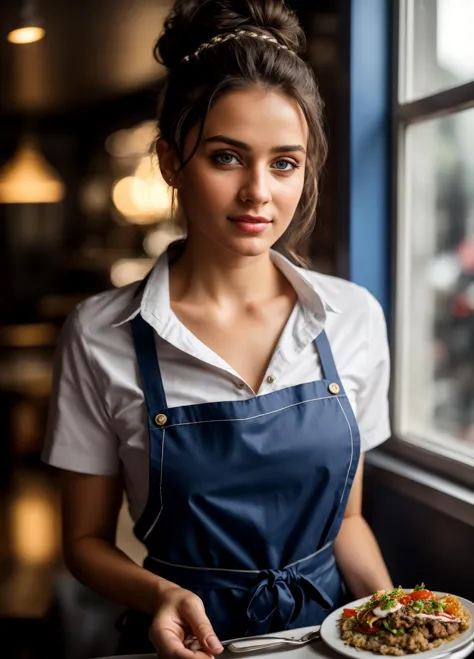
[43, 1, 393, 657]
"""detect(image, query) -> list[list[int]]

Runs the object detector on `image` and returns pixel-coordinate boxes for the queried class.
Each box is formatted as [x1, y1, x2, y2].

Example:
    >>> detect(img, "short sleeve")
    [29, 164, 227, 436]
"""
[42, 307, 120, 475]
[356, 291, 391, 452]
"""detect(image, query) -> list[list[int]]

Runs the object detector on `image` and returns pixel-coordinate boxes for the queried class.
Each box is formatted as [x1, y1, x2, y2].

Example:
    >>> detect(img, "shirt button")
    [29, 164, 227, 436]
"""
[266, 375, 276, 385]
[237, 382, 246, 390]
[155, 413, 168, 427]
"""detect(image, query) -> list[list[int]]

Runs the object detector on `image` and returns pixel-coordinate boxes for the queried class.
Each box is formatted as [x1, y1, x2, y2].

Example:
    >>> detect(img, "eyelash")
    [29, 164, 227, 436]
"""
[211, 151, 300, 173]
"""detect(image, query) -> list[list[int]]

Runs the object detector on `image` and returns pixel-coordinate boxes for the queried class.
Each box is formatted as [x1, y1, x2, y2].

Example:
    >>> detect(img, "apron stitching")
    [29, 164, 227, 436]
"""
[143, 428, 166, 541]
[336, 398, 354, 506]
[144, 397, 352, 544]
[148, 557, 260, 574]
[165, 394, 347, 428]
[146, 541, 334, 574]
[285, 541, 333, 568]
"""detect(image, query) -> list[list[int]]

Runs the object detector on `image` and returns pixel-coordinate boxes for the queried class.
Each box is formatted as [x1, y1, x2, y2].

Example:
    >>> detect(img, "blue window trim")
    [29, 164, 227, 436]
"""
[348, 0, 391, 322]
[346, 0, 474, 498]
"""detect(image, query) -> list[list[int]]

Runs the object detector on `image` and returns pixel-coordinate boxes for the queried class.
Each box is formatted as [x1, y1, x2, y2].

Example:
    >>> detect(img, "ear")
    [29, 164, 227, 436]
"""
[156, 139, 181, 189]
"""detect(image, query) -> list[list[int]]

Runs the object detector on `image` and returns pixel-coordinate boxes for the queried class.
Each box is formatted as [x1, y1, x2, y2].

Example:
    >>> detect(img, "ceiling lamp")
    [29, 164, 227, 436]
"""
[0, 137, 65, 204]
[7, 0, 45, 45]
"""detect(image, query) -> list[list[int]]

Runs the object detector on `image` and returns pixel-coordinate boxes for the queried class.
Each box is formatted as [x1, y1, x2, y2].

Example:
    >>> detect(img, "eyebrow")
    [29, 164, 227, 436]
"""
[204, 135, 306, 155]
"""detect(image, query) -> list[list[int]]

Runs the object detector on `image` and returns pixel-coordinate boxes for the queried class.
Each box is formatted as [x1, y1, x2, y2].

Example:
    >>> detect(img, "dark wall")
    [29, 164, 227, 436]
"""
[364, 475, 474, 601]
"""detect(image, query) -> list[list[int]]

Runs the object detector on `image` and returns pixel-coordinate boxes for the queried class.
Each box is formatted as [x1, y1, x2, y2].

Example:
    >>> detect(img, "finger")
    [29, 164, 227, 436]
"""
[184, 635, 200, 651]
[151, 627, 213, 659]
[181, 600, 223, 655]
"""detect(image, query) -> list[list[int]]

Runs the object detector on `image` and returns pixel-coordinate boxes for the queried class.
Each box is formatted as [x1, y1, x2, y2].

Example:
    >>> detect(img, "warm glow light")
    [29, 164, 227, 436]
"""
[7, 26, 45, 44]
[80, 178, 110, 215]
[11, 495, 57, 564]
[0, 138, 65, 204]
[144, 224, 185, 257]
[111, 177, 149, 222]
[110, 259, 155, 288]
[0, 323, 57, 347]
[132, 155, 172, 216]
[105, 121, 155, 159]
[0, 356, 52, 397]
[105, 129, 132, 159]
[112, 177, 137, 217]
[112, 172, 168, 225]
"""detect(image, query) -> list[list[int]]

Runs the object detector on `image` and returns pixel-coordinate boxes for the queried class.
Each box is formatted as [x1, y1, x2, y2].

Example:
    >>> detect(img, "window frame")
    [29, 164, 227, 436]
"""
[385, 0, 474, 489]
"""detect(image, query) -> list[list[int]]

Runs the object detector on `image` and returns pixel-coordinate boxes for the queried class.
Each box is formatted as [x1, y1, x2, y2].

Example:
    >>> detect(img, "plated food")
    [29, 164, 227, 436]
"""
[338, 585, 471, 656]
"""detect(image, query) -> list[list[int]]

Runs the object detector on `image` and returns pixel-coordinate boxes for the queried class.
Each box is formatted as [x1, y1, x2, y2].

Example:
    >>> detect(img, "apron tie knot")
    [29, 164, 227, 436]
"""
[246, 565, 334, 629]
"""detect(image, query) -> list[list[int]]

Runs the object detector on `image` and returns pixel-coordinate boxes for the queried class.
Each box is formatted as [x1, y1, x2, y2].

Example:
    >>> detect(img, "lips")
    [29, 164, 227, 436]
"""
[229, 215, 272, 224]
[228, 215, 272, 234]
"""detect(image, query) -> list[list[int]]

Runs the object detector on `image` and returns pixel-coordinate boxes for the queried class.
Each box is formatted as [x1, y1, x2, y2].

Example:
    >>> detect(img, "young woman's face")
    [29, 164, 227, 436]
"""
[174, 86, 308, 259]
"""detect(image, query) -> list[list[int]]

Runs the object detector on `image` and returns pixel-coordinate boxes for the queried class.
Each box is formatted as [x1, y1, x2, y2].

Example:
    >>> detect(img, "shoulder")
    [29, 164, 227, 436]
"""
[63, 282, 140, 347]
[296, 267, 389, 358]
[299, 267, 386, 321]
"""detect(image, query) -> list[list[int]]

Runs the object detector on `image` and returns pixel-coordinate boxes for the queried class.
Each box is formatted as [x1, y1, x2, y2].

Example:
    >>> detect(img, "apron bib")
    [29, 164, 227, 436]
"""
[117, 311, 360, 652]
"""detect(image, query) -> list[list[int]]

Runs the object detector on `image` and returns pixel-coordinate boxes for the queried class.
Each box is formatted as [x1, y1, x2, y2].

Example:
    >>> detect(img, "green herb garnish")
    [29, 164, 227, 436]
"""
[383, 621, 405, 636]
[382, 599, 396, 610]
[411, 601, 424, 613]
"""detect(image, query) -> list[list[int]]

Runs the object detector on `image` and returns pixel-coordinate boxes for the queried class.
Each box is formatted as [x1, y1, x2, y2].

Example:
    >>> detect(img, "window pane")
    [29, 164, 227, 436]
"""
[396, 108, 474, 460]
[402, 0, 474, 101]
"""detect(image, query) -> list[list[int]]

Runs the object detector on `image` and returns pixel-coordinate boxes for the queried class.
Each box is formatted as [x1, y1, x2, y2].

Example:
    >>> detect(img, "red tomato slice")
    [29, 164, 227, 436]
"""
[410, 590, 434, 600]
[343, 609, 357, 617]
[399, 596, 412, 605]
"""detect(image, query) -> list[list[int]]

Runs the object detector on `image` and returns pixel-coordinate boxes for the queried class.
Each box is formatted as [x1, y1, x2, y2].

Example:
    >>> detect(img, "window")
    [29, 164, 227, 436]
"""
[405, 0, 474, 100]
[394, 0, 474, 470]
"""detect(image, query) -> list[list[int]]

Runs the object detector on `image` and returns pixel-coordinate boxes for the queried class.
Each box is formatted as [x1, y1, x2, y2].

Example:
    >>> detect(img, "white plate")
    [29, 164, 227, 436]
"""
[320, 593, 474, 659]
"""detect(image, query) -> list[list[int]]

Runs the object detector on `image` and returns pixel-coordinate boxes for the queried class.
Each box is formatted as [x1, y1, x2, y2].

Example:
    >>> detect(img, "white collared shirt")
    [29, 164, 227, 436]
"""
[42, 249, 391, 523]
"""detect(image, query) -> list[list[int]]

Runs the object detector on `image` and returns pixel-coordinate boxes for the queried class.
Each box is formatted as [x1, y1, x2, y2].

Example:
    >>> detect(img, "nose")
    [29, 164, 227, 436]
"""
[239, 167, 272, 206]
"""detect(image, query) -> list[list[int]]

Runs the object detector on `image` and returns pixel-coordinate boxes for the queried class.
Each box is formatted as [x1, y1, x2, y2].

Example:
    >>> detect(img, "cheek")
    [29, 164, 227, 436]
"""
[180, 165, 236, 212]
[275, 172, 306, 213]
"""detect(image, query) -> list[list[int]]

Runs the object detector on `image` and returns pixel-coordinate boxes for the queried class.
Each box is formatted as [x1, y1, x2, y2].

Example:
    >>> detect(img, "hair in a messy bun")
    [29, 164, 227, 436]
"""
[154, 0, 327, 265]
[157, 0, 304, 70]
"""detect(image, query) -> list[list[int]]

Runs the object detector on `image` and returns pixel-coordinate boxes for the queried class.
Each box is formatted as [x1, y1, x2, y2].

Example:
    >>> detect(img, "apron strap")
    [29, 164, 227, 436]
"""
[314, 330, 340, 384]
[131, 313, 169, 412]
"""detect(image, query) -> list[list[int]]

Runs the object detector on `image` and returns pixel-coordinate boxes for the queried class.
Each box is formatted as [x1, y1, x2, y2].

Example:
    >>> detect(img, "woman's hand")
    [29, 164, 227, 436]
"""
[150, 583, 224, 659]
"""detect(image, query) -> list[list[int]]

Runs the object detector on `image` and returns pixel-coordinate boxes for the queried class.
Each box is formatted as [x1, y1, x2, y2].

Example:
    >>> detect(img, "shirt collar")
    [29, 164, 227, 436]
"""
[269, 250, 340, 316]
[111, 244, 340, 328]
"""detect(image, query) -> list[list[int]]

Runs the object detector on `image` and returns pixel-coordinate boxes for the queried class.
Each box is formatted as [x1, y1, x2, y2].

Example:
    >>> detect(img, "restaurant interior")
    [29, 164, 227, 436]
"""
[0, 1, 473, 658]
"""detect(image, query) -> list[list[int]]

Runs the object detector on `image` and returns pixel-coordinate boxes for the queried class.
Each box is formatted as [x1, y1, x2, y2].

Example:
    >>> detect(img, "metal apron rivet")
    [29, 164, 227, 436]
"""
[328, 383, 340, 395]
[155, 413, 168, 427]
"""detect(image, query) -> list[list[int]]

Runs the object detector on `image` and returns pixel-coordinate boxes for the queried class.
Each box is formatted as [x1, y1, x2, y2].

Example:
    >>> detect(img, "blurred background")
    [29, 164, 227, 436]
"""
[0, 0, 473, 658]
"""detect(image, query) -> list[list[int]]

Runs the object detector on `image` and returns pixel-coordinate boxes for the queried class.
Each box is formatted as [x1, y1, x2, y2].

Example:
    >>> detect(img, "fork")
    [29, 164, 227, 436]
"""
[226, 628, 321, 653]
[185, 628, 321, 653]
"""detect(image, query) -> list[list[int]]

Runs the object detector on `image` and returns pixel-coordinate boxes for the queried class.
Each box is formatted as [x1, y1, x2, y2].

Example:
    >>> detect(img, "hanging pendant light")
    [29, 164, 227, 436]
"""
[0, 137, 65, 204]
[7, 0, 45, 45]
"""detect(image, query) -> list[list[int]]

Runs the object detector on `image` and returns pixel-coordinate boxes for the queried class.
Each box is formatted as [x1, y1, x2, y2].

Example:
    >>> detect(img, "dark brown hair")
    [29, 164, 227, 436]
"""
[154, 0, 327, 266]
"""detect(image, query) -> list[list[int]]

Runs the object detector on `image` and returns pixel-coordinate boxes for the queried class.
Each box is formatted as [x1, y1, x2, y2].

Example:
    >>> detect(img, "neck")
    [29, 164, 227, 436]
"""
[169, 236, 286, 309]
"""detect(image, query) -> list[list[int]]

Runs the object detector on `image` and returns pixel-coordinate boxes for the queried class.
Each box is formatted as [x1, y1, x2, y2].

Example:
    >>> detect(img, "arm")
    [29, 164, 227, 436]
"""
[47, 310, 222, 657]
[62, 470, 223, 657]
[61, 470, 167, 615]
[333, 455, 393, 598]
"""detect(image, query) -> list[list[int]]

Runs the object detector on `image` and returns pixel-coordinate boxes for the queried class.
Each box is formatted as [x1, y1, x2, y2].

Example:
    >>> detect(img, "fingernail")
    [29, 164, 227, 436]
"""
[207, 636, 223, 651]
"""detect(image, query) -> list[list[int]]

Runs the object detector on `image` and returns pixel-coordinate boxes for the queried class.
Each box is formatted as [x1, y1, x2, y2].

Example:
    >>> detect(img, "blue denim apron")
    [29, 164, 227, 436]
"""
[118, 310, 360, 649]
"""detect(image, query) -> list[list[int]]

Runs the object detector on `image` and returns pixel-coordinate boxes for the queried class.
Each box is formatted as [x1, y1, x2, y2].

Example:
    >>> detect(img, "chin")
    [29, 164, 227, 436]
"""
[191, 224, 281, 259]
[222, 235, 275, 259]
